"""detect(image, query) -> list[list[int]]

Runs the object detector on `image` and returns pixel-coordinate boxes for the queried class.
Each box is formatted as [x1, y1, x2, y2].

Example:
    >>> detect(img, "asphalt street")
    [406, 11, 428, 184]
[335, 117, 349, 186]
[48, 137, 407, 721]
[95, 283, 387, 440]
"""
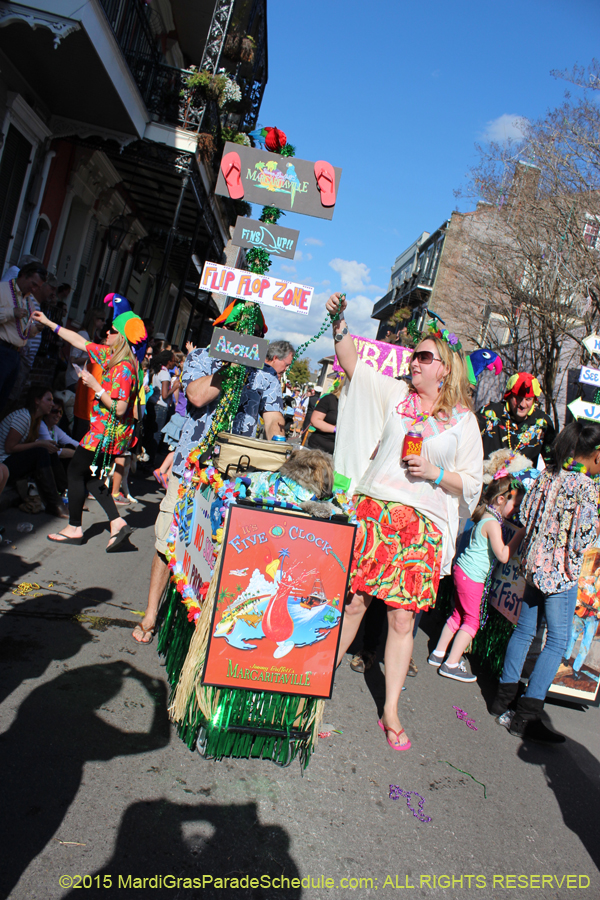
[0, 470, 598, 900]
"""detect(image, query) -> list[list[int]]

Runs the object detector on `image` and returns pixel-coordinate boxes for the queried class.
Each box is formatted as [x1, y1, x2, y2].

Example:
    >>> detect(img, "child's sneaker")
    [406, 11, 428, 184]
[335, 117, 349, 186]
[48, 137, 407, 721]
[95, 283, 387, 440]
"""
[427, 651, 445, 667]
[439, 660, 476, 682]
[111, 493, 131, 506]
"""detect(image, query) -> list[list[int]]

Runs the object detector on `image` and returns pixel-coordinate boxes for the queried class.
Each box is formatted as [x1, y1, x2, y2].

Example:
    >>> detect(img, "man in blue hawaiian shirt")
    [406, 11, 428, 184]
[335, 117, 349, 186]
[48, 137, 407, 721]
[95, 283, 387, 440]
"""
[132, 314, 294, 643]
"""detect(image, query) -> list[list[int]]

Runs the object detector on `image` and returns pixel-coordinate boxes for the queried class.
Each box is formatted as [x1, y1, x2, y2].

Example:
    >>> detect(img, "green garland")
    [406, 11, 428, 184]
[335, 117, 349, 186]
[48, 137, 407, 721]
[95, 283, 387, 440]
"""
[291, 301, 343, 364]
[260, 206, 285, 224]
[246, 247, 271, 274]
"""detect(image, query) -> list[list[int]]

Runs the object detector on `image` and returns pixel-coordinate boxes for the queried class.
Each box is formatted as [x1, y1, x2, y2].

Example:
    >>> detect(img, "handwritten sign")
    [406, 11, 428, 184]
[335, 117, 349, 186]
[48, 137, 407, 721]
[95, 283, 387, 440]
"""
[487, 521, 525, 625]
[174, 487, 217, 603]
[209, 327, 268, 369]
[568, 398, 600, 421]
[579, 365, 600, 387]
[232, 216, 299, 259]
[201, 262, 313, 316]
[333, 336, 413, 379]
[582, 333, 600, 356]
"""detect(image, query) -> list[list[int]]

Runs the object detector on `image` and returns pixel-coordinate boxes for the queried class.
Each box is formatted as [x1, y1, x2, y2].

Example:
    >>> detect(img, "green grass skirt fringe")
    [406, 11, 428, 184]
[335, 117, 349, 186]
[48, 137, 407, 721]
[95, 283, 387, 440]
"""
[156, 584, 195, 688]
[176, 686, 322, 769]
[157, 582, 322, 769]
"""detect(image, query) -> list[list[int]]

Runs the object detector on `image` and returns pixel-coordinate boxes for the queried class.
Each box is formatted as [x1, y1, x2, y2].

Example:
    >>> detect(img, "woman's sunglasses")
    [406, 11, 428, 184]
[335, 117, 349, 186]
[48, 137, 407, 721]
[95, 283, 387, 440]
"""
[108, 327, 118, 335]
[50, 406, 61, 414]
[412, 351, 443, 365]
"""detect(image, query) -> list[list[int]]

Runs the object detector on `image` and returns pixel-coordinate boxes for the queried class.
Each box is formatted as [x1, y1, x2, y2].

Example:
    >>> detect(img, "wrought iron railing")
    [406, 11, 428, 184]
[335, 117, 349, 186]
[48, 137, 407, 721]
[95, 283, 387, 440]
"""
[98, 0, 215, 136]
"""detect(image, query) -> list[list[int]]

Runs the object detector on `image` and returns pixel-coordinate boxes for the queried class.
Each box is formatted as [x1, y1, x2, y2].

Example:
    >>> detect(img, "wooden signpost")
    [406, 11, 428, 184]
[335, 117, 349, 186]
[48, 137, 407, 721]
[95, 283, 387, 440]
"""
[568, 334, 600, 421]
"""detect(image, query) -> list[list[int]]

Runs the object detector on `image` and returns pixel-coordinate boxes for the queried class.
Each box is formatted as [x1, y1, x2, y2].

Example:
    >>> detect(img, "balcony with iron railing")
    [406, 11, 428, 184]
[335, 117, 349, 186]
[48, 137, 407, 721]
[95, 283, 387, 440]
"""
[98, 0, 220, 137]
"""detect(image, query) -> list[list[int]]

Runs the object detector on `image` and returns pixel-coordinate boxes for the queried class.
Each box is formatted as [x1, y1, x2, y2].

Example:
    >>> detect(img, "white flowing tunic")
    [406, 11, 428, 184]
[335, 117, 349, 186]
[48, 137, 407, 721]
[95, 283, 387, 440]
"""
[334, 361, 483, 575]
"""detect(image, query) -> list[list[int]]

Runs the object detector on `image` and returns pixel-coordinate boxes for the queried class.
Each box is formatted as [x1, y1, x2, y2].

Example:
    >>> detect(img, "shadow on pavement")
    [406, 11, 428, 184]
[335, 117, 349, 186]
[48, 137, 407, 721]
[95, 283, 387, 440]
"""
[518, 735, 600, 869]
[0, 586, 113, 707]
[64, 799, 302, 900]
[0, 661, 169, 898]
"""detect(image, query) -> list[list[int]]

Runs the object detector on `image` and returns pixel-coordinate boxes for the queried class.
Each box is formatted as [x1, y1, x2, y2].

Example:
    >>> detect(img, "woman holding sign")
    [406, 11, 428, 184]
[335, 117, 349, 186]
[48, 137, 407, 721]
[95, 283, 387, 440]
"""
[327, 293, 483, 750]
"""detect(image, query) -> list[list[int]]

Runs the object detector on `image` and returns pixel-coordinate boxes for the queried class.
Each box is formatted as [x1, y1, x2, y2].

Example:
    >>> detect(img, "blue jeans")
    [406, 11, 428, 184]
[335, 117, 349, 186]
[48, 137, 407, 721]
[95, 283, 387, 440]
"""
[566, 616, 598, 672]
[500, 581, 578, 700]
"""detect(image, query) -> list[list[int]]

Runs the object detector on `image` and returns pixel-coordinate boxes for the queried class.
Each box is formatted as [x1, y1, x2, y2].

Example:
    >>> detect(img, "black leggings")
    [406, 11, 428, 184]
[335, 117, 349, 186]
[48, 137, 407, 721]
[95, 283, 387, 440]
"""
[68, 446, 120, 527]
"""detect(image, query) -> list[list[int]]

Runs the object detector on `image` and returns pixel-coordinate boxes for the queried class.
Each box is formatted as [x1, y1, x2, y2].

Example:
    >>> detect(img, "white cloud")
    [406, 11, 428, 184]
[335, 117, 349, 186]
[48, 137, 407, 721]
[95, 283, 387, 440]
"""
[304, 237, 324, 246]
[329, 258, 372, 292]
[280, 264, 296, 273]
[481, 114, 528, 142]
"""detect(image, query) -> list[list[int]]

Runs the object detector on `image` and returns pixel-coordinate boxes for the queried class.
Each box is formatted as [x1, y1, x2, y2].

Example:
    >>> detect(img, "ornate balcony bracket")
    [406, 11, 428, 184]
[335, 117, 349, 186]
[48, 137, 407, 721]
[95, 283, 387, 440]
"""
[0, 2, 81, 48]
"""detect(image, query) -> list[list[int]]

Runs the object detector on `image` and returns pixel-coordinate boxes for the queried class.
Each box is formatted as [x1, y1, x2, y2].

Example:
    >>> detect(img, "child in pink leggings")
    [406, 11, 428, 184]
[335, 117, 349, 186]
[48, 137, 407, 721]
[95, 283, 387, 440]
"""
[428, 473, 525, 682]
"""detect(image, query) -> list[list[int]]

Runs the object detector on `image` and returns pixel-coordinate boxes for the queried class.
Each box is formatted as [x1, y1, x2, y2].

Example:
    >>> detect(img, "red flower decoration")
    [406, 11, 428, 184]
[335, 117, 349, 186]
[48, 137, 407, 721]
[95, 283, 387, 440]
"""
[265, 127, 287, 151]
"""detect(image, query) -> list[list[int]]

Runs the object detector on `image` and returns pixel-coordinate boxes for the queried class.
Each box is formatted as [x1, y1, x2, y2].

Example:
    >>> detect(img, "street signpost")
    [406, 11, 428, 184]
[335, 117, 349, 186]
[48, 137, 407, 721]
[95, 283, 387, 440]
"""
[582, 333, 600, 356]
[578, 365, 600, 387]
[567, 397, 600, 421]
[569, 335, 600, 420]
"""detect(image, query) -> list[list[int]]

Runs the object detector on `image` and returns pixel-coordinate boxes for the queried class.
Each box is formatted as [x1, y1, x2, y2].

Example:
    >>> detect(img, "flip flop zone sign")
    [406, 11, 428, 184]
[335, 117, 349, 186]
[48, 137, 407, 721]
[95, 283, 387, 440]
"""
[214, 142, 342, 220]
[201, 262, 314, 315]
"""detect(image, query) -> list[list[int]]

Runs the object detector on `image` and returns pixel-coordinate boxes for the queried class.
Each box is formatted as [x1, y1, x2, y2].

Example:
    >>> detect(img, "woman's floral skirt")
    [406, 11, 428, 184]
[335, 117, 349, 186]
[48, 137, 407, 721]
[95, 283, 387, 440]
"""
[349, 495, 442, 611]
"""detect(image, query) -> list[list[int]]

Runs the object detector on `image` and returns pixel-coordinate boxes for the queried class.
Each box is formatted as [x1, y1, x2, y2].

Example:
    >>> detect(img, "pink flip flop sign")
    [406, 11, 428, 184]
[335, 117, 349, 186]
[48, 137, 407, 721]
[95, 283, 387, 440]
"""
[221, 151, 244, 200]
[314, 160, 336, 207]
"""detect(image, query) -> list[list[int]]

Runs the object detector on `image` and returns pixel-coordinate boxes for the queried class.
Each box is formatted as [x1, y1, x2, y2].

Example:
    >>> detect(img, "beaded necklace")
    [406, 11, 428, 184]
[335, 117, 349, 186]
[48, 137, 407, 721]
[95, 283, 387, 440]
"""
[484, 504, 504, 525]
[396, 391, 430, 432]
[9, 279, 28, 341]
[90, 399, 119, 478]
[562, 458, 587, 475]
[504, 401, 536, 451]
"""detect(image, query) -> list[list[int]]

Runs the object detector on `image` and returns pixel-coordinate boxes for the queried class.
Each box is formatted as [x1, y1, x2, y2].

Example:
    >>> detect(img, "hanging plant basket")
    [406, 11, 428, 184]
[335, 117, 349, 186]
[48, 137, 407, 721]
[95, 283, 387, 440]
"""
[224, 33, 256, 64]
[197, 133, 216, 163]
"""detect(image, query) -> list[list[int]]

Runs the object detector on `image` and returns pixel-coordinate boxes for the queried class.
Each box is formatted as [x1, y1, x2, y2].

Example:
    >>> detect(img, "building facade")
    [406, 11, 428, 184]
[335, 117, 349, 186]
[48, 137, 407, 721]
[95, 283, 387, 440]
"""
[0, 0, 268, 347]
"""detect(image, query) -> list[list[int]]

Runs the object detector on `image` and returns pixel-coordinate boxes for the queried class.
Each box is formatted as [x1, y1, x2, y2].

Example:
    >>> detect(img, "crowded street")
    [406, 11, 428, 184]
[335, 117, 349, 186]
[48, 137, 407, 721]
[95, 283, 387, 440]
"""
[0, 477, 598, 897]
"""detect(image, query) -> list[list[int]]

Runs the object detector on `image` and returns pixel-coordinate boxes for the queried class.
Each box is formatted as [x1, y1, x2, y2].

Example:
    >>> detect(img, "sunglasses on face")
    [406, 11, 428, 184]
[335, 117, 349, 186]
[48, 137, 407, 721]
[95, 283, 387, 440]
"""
[108, 327, 118, 335]
[412, 351, 443, 365]
[51, 407, 60, 414]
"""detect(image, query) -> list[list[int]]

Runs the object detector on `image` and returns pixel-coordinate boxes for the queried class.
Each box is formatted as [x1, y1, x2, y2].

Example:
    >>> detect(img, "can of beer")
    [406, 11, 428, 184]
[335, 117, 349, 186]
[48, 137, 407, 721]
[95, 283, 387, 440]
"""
[271, 435, 286, 442]
[402, 430, 423, 457]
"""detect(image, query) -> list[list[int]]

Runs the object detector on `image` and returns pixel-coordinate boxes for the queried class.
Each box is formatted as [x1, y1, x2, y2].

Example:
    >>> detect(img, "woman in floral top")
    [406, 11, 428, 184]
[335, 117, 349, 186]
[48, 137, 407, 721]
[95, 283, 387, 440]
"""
[491, 420, 600, 743]
[32, 308, 145, 551]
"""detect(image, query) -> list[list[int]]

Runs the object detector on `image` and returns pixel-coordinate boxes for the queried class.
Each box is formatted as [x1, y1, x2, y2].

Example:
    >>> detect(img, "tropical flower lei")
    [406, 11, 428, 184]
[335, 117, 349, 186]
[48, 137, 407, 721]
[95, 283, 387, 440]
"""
[166, 466, 359, 623]
[166, 466, 248, 622]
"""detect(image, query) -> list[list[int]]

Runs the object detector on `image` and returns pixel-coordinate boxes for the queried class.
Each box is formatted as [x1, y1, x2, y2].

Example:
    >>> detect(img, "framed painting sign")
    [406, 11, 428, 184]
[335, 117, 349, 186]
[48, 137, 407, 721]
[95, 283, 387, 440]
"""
[548, 546, 600, 706]
[202, 505, 356, 698]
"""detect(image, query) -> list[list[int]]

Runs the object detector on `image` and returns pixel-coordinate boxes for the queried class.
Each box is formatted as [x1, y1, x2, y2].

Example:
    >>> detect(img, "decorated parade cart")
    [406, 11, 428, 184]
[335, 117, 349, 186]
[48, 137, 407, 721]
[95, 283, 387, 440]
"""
[157, 436, 358, 768]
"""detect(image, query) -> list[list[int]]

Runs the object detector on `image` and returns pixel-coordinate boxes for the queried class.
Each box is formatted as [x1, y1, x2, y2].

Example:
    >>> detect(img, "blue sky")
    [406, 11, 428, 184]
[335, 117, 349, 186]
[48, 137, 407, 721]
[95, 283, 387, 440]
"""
[244, 0, 600, 372]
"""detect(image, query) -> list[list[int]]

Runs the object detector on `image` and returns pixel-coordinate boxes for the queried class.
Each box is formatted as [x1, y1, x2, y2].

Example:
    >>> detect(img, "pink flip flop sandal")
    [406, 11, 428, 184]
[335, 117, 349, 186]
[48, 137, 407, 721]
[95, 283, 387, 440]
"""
[378, 718, 411, 751]
[221, 150, 244, 199]
[314, 160, 336, 207]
